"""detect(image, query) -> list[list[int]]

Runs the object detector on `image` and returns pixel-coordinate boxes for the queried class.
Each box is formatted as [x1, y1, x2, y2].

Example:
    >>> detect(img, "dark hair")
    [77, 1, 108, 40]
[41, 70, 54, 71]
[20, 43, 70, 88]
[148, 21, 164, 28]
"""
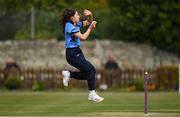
[60, 8, 76, 33]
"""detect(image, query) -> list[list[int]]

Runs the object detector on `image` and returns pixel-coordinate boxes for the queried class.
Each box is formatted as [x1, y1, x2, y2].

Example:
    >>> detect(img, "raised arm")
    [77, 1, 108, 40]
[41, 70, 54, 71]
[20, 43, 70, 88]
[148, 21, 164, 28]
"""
[83, 9, 93, 27]
[74, 21, 97, 40]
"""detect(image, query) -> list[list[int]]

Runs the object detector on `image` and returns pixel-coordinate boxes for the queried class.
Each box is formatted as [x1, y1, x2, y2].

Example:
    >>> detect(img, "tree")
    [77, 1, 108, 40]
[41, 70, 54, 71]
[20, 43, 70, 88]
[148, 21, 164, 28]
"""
[108, 0, 180, 56]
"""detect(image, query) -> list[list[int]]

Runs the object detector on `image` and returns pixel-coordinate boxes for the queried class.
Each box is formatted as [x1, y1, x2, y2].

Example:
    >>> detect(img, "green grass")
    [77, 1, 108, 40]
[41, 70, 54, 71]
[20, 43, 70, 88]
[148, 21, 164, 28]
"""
[0, 91, 179, 116]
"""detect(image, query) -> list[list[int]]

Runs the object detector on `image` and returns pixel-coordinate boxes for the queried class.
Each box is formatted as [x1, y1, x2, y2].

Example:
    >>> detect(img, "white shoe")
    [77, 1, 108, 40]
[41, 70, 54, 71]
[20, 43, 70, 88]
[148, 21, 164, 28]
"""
[62, 70, 70, 87]
[88, 91, 104, 102]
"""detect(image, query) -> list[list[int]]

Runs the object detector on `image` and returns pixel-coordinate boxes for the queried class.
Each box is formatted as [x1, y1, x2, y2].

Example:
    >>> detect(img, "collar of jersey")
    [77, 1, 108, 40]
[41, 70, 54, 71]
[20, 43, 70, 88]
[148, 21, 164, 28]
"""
[67, 20, 74, 25]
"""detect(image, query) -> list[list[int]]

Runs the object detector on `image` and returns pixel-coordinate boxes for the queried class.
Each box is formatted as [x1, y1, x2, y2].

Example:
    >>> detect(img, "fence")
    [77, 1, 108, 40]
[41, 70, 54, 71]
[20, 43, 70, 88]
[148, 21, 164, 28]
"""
[0, 67, 178, 91]
[0, 9, 60, 40]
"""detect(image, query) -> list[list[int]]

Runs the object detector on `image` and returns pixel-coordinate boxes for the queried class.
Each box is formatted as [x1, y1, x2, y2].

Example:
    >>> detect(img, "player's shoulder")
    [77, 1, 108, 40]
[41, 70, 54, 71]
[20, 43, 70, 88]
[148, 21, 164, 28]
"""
[65, 23, 75, 31]
[65, 22, 74, 27]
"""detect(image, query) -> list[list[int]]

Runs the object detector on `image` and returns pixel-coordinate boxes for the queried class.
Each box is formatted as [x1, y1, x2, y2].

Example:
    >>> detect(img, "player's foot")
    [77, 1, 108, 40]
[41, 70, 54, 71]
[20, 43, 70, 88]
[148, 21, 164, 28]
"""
[62, 70, 70, 87]
[88, 90, 104, 102]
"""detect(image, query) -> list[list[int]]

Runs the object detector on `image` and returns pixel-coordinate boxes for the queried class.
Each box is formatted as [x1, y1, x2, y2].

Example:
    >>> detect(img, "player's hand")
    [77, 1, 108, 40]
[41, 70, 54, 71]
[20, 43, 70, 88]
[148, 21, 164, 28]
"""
[89, 21, 97, 29]
[83, 9, 92, 16]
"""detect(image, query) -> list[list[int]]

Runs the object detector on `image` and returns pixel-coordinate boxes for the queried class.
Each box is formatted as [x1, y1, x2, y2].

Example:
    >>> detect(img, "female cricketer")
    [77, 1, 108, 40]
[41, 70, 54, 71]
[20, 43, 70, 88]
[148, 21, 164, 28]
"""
[60, 8, 104, 102]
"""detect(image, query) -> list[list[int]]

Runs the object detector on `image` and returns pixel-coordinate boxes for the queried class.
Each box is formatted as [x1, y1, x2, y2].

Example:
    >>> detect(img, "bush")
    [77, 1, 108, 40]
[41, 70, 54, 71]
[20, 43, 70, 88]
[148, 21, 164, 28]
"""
[32, 81, 46, 91]
[4, 76, 21, 90]
[134, 79, 144, 91]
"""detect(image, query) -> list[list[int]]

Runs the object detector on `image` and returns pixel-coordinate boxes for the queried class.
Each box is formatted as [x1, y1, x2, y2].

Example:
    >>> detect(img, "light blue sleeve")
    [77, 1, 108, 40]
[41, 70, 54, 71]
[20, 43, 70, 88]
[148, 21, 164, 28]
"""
[77, 21, 83, 28]
[65, 23, 80, 34]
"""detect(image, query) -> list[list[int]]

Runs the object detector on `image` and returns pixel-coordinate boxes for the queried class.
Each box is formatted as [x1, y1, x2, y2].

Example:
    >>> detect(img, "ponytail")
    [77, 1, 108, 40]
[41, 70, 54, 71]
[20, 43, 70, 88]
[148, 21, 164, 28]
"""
[60, 8, 76, 33]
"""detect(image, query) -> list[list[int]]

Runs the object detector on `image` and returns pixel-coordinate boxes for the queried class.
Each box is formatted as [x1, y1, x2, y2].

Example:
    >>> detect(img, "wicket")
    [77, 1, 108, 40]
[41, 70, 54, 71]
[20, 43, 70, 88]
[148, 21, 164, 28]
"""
[144, 72, 149, 115]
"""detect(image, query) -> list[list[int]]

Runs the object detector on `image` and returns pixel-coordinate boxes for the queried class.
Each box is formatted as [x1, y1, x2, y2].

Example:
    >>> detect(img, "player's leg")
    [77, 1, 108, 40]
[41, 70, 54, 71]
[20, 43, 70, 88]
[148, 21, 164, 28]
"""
[67, 50, 104, 102]
[62, 48, 87, 87]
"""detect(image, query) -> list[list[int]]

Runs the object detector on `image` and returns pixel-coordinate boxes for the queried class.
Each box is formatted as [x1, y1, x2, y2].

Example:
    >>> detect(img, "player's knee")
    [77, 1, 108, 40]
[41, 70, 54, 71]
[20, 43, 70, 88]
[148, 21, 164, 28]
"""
[88, 66, 96, 74]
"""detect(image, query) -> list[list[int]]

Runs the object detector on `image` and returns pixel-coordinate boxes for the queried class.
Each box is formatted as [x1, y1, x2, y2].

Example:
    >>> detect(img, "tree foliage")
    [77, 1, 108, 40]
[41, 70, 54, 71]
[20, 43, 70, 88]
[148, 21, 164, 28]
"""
[107, 0, 180, 56]
[0, 0, 179, 56]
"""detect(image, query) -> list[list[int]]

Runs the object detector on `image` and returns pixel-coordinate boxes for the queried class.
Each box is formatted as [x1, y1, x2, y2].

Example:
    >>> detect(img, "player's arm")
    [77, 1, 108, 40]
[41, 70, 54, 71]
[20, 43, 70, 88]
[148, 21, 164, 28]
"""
[74, 21, 96, 40]
[83, 9, 93, 27]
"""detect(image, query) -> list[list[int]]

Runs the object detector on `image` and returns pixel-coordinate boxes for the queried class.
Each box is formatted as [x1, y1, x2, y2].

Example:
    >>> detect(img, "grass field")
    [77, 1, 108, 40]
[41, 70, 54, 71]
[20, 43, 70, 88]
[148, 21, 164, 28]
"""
[0, 91, 179, 116]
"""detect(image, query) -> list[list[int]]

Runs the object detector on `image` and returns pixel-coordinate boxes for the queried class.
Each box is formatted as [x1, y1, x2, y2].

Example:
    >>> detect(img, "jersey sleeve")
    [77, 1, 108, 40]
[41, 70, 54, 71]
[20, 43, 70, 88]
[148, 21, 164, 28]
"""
[77, 21, 83, 28]
[65, 23, 80, 34]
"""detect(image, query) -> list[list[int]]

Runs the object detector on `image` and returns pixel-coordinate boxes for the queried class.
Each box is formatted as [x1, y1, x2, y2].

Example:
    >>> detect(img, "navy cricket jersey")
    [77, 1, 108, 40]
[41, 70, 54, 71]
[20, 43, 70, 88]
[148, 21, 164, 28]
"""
[64, 20, 83, 48]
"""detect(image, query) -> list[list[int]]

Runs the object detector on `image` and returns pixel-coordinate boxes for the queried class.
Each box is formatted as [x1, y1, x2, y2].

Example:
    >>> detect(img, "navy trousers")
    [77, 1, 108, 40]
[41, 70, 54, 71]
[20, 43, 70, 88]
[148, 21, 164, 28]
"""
[65, 47, 96, 90]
